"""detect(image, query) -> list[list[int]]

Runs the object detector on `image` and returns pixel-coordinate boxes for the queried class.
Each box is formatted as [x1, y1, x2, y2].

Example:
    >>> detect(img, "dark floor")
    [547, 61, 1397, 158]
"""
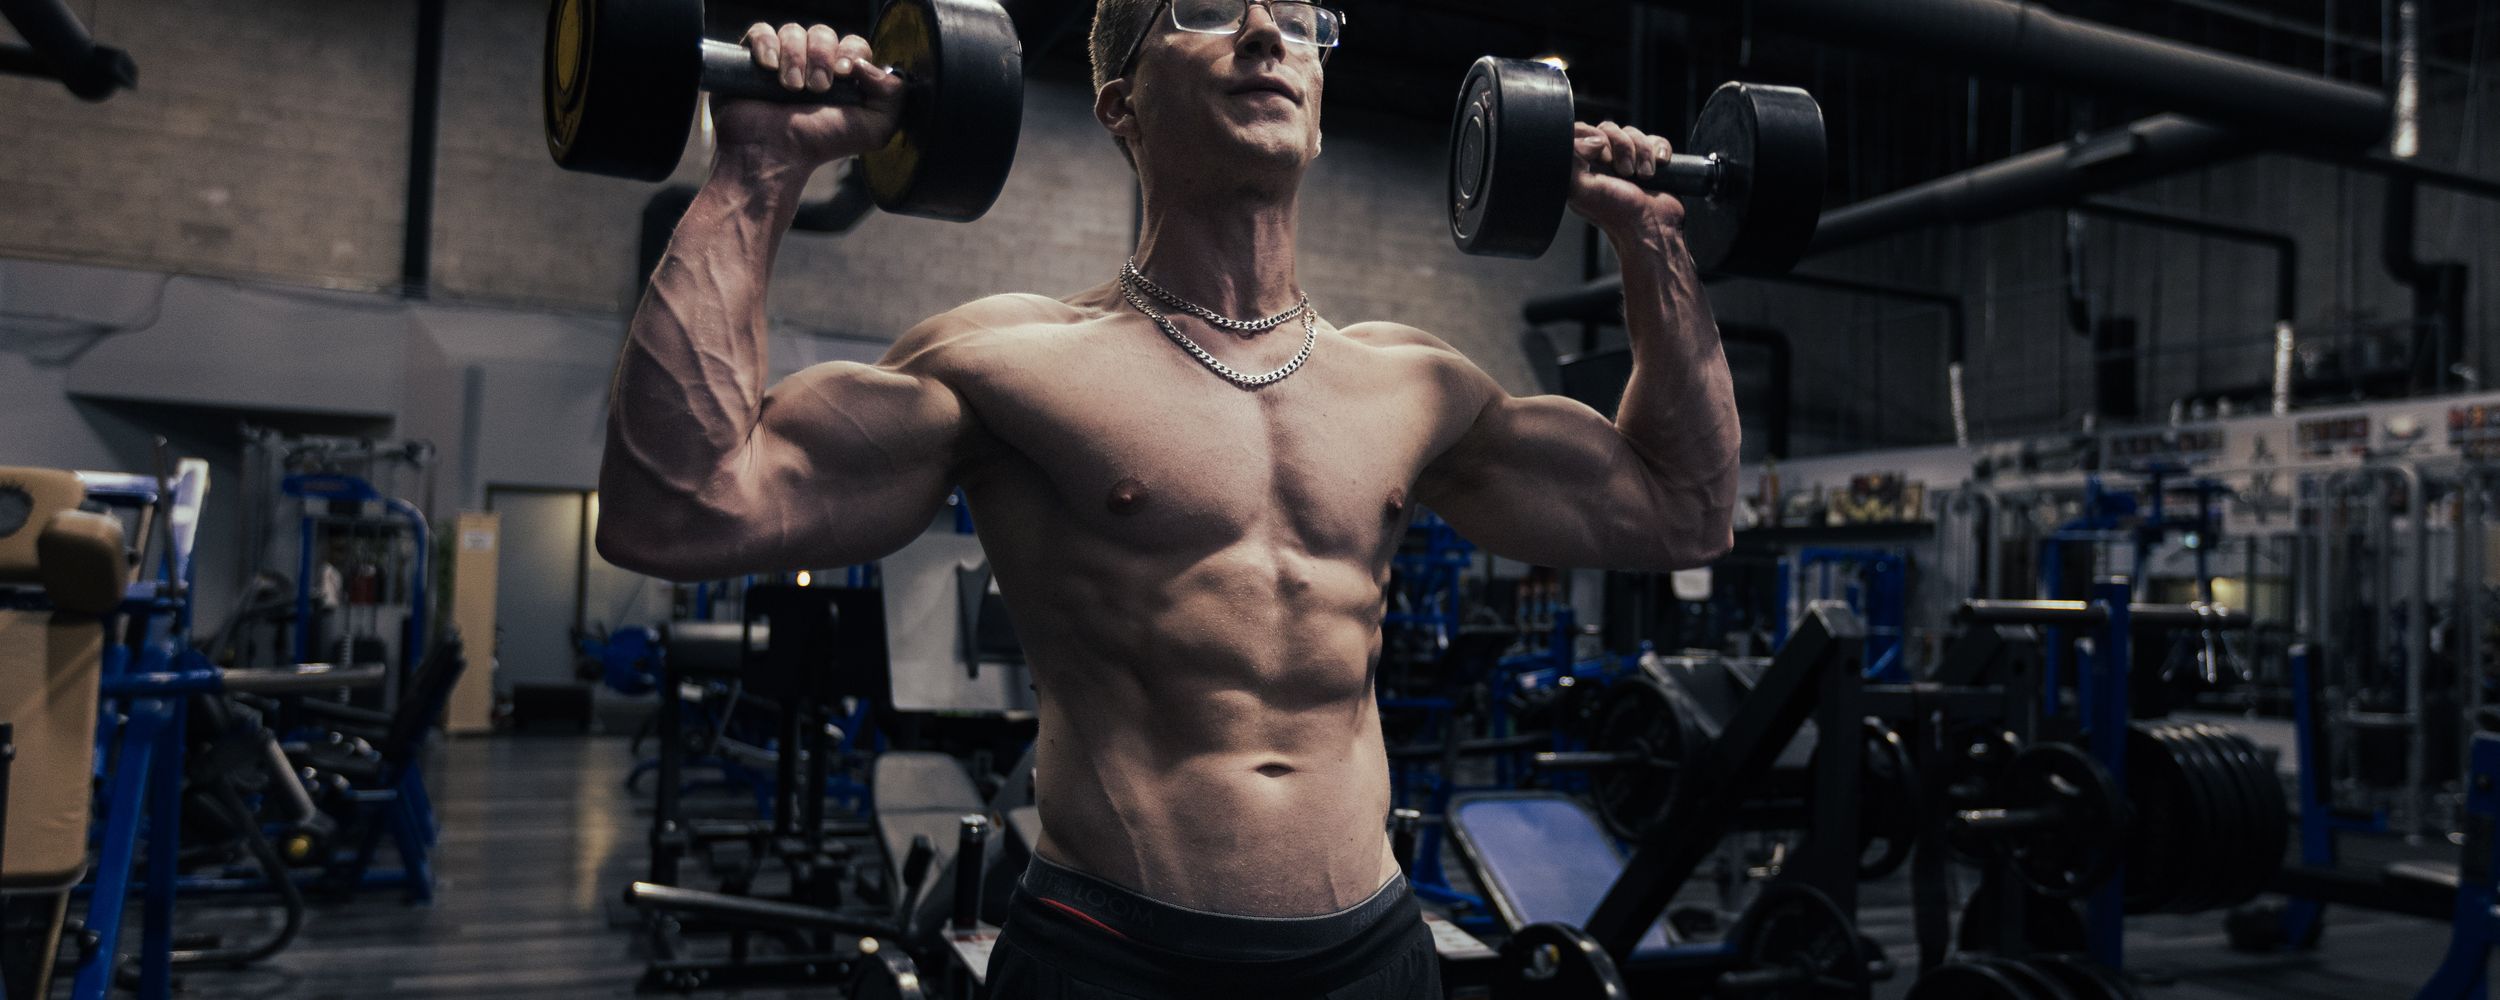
[75, 735, 2482, 998]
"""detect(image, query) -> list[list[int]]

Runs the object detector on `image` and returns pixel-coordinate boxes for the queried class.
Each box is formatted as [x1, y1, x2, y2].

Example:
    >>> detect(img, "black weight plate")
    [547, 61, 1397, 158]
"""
[2120, 726, 2191, 914]
[2179, 725, 2262, 909]
[1587, 676, 1693, 840]
[1858, 718, 1919, 880]
[544, 0, 706, 180]
[862, 0, 1024, 221]
[1944, 727, 2023, 863]
[1729, 882, 1871, 1000]
[2001, 743, 2126, 900]
[2027, 954, 2143, 999]
[1974, 957, 2080, 1000]
[2202, 724, 2287, 907]
[1957, 874, 2088, 955]
[1683, 81, 1824, 276]
[1904, 961, 2038, 1000]
[1447, 57, 1577, 259]
[2196, 724, 2289, 908]
[1497, 921, 1628, 999]
[2163, 724, 2241, 914]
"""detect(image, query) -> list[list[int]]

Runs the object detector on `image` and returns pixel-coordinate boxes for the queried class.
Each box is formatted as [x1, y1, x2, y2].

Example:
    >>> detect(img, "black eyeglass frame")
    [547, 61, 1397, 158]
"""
[1113, 0, 1347, 82]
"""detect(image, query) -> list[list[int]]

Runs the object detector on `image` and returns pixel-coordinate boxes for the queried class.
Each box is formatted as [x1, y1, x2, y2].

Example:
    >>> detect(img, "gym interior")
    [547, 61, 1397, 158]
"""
[3, 0, 2499, 997]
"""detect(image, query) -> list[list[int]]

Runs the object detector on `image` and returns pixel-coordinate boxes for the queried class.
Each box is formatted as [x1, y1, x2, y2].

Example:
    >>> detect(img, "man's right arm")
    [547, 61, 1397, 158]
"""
[597, 25, 951, 582]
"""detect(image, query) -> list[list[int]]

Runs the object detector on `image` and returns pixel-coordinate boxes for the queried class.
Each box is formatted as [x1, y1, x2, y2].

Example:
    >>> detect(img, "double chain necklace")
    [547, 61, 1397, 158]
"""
[1118, 257, 1318, 390]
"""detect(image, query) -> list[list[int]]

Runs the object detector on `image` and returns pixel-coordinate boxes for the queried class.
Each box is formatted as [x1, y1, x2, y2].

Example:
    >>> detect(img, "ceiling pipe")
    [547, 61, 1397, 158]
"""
[1525, 115, 2255, 322]
[1635, 0, 2390, 147]
[2071, 200, 2300, 415]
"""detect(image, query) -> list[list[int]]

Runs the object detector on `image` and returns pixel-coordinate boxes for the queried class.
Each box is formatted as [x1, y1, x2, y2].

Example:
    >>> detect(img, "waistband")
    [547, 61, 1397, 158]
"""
[1016, 854, 1407, 961]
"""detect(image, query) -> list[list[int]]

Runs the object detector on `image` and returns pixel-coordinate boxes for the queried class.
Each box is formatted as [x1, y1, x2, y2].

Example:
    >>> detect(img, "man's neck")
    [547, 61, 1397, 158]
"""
[1128, 177, 1303, 321]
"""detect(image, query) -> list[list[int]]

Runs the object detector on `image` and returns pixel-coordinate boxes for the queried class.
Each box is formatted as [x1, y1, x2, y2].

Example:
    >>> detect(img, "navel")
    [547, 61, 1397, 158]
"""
[1254, 763, 1296, 778]
[1106, 477, 1151, 516]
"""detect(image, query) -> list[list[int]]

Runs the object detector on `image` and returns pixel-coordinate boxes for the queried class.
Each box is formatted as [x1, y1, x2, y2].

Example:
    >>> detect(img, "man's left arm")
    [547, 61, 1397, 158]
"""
[1414, 121, 1740, 572]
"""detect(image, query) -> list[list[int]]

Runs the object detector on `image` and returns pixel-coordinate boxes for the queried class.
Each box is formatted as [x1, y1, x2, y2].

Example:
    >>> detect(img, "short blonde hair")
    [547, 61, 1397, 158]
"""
[1089, 0, 1162, 165]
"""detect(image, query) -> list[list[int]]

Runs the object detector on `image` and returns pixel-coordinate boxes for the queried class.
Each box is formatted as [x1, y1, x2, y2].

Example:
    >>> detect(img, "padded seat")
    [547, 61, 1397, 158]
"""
[2, 466, 123, 893]
[1445, 792, 1676, 959]
[871, 751, 987, 935]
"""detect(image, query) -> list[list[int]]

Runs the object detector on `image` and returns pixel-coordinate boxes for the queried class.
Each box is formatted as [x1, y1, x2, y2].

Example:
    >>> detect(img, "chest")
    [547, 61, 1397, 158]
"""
[962, 330, 1447, 552]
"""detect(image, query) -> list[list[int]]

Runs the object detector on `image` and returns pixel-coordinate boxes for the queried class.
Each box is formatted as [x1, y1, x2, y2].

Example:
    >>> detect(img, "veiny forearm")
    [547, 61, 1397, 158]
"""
[601, 150, 813, 568]
[1609, 219, 1741, 563]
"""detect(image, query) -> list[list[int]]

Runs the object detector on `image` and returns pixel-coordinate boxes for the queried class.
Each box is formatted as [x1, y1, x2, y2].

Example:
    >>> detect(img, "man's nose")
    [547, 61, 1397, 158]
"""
[1234, 3, 1286, 61]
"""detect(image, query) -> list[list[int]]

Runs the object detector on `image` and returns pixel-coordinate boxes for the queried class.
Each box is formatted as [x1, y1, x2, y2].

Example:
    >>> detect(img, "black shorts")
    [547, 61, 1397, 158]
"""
[985, 855, 1443, 1000]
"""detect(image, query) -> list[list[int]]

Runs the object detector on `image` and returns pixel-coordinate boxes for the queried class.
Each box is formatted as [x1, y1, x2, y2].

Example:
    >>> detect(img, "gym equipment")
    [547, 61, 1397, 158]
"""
[1949, 742, 2127, 901]
[1565, 666, 1918, 880]
[1905, 955, 2140, 999]
[1445, 56, 1824, 274]
[542, 0, 1024, 221]
[1449, 605, 1883, 997]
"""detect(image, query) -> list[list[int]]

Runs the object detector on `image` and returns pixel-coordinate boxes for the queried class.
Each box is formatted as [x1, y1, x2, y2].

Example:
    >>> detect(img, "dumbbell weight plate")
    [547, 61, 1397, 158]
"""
[1973, 957, 2080, 1000]
[858, 0, 1024, 221]
[1681, 81, 1825, 276]
[1903, 961, 2038, 1000]
[2025, 954, 2143, 1000]
[1446, 56, 1576, 260]
[1727, 883, 1872, 1000]
[1586, 676, 1699, 839]
[545, 0, 705, 180]
[1857, 718, 1920, 880]
[2120, 726, 2197, 913]
[2195, 724, 2287, 907]
[1495, 922, 1628, 999]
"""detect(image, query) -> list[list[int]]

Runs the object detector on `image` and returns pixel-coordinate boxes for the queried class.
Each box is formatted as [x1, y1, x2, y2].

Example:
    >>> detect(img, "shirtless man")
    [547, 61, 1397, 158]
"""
[596, 0, 1738, 994]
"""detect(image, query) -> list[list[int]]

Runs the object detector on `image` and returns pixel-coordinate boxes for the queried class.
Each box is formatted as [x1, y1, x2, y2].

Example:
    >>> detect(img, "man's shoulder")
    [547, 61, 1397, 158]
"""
[887, 293, 1092, 368]
[1336, 320, 1456, 354]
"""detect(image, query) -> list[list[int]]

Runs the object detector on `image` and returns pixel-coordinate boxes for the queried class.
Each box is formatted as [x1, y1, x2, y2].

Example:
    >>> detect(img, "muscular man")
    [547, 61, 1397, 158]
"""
[598, 0, 1739, 994]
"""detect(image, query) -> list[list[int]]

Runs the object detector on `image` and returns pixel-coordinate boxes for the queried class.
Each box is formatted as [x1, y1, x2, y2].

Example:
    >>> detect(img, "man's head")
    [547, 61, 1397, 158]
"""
[1089, 0, 1341, 178]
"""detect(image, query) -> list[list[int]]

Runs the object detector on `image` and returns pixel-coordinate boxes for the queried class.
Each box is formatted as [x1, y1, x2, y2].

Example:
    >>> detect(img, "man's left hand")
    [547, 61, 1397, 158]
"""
[1567, 121, 1684, 236]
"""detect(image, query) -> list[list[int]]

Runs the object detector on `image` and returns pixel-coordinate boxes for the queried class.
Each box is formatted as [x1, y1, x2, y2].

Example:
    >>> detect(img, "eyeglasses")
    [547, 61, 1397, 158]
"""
[1115, 0, 1347, 81]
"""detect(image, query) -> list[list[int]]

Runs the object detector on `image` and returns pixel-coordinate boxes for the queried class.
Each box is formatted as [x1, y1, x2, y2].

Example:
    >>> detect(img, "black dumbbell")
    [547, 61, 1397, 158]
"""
[1446, 56, 1825, 275]
[543, 0, 1023, 222]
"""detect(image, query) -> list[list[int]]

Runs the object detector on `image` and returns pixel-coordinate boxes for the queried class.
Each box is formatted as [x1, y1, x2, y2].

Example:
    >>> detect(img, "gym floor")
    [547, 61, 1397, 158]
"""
[127, 735, 2465, 1000]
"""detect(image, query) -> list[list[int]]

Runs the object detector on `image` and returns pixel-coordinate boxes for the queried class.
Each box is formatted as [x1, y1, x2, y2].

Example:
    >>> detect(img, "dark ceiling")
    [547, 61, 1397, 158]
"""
[715, 0, 2495, 204]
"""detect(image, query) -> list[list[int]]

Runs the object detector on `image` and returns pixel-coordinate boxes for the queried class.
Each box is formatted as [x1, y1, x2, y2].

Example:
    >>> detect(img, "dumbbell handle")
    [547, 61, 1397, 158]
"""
[1628, 153, 1731, 199]
[700, 39, 892, 106]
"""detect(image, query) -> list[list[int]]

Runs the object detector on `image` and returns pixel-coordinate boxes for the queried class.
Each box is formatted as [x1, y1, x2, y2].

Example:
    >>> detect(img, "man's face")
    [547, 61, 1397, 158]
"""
[1118, 0, 1329, 175]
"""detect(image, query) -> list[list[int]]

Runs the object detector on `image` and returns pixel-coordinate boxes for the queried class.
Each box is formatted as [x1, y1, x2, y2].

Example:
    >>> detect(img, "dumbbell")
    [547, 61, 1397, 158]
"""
[1446, 56, 1826, 275]
[543, 0, 1024, 222]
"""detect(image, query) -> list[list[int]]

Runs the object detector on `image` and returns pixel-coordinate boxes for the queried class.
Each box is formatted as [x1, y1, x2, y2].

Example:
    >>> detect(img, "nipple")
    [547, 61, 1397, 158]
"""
[1383, 487, 1407, 519]
[1107, 477, 1151, 516]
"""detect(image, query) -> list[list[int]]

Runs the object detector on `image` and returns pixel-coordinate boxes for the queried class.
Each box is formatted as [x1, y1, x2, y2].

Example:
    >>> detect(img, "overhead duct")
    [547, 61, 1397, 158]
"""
[0, 0, 136, 100]
[1640, 0, 2388, 147]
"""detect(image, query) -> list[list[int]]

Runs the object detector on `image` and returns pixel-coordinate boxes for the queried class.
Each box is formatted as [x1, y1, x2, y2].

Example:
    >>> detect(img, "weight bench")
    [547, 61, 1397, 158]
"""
[0, 467, 128, 1000]
[1443, 792, 1678, 960]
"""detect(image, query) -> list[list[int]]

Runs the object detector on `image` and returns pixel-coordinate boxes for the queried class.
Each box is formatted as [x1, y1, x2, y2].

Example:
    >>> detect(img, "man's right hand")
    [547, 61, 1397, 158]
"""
[715, 23, 907, 168]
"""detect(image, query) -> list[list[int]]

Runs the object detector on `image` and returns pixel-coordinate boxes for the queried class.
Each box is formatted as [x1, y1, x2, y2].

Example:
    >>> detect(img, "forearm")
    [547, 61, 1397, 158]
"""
[1609, 219, 1740, 561]
[601, 149, 812, 565]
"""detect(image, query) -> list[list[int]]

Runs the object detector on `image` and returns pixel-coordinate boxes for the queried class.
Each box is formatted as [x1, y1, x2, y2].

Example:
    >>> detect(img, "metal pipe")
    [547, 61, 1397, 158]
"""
[402, 0, 444, 298]
[1639, 0, 2389, 146]
[2069, 200, 2301, 417]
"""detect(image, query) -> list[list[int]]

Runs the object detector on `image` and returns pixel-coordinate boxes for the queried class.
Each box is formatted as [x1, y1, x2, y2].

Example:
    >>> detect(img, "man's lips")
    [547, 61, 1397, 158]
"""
[1228, 79, 1301, 104]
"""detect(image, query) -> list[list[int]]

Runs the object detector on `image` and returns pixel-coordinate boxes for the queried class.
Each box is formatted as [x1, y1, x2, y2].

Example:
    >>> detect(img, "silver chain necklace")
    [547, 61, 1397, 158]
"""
[1122, 257, 1308, 332]
[1118, 263, 1317, 390]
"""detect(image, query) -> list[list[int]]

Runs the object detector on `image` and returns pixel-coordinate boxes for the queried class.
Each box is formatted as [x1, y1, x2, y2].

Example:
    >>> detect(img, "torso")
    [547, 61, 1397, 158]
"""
[914, 284, 1483, 916]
